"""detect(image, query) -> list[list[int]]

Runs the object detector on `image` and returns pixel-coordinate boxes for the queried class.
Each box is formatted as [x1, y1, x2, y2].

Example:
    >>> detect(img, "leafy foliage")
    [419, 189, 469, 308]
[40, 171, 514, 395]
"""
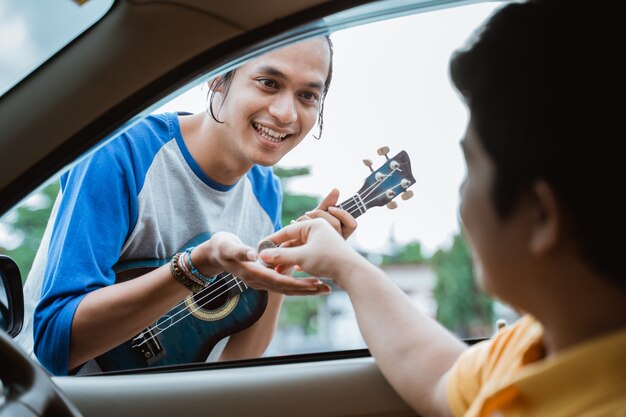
[272, 166, 311, 179]
[273, 166, 319, 227]
[0, 181, 59, 281]
[381, 241, 426, 265]
[430, 234, 493, 338]
[272, 166, 328, 334]
[278, 296, 322, 335]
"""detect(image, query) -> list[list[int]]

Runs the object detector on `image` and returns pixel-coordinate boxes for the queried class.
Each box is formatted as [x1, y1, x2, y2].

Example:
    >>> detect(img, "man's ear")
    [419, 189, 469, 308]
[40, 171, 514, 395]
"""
[528, 180, 563, 255]
[208, 76, 224, 92]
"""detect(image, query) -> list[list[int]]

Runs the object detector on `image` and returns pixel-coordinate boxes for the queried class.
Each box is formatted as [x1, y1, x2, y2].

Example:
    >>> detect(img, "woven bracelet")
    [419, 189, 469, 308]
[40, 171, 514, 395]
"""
[184, 247, 219, 285]
[170, 253, 203, 293]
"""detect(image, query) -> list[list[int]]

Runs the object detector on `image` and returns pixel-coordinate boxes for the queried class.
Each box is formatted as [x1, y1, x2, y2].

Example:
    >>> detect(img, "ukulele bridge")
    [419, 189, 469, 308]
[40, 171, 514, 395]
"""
[131, 328, 165, 364]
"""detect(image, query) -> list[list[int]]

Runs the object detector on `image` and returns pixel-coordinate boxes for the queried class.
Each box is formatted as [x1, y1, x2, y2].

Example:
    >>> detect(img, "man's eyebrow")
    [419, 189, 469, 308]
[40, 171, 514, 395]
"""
[257, 65, 324, 91]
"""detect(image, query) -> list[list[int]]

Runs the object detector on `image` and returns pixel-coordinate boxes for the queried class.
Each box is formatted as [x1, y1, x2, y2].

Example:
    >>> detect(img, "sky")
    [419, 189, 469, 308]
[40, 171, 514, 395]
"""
[156, 2, 501, 255]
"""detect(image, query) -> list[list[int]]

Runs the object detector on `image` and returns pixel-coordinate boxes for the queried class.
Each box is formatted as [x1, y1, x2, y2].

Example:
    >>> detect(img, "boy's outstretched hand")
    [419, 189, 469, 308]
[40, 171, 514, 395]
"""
[259, 218, 364, 285]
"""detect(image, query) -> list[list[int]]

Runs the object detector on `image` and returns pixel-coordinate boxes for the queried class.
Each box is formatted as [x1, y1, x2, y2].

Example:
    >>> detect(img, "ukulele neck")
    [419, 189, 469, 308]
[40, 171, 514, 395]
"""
[337, 194, 367, 220]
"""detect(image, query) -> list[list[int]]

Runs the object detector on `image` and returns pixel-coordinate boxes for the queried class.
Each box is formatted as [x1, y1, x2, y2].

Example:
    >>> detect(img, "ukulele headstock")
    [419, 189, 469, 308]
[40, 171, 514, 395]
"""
[358, 147, 416, 212]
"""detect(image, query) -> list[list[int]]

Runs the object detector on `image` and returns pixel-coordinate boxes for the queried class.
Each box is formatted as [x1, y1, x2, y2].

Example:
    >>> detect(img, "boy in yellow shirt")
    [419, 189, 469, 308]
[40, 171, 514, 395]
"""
[257, 0, 626, 415]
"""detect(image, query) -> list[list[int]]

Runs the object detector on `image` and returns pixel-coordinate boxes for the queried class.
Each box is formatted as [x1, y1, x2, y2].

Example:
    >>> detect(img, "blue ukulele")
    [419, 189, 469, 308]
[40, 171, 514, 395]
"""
[95, 148, 415, 372]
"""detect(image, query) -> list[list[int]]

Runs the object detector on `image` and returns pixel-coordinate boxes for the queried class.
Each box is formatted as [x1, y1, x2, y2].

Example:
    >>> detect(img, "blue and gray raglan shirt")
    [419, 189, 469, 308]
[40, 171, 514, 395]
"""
[25, 112, 282, 375]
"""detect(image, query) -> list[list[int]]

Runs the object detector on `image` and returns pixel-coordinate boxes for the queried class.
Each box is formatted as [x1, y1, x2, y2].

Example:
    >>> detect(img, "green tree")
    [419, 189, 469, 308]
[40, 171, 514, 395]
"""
[272, 165, 328, 334]
[430, 234, 493, 338]
[273, 166, 319, 227]
[381, 241, 426, 265]
[0, 181, 60, 282]
[278, 296, 322, 335]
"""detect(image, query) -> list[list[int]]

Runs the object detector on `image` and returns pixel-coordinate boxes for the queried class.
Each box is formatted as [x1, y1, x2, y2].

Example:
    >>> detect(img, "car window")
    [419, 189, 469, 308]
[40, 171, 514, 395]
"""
[0, 1, 519, 375]
[0, 0, 114, 97]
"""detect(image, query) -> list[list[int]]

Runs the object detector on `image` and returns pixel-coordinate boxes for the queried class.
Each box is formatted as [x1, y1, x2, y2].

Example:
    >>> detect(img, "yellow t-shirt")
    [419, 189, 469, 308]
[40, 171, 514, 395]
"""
[447, 315, 626, 417]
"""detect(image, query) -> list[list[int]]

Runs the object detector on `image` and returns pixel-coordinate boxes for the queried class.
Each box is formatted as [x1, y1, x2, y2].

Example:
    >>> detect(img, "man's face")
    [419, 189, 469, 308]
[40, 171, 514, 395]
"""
[213, 37, 330, 167]
[458, 122, 531, 301]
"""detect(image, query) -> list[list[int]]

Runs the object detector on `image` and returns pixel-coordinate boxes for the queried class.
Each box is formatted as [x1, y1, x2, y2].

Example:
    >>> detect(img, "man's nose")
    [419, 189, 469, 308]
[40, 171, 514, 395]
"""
[268, 94, 297, 124]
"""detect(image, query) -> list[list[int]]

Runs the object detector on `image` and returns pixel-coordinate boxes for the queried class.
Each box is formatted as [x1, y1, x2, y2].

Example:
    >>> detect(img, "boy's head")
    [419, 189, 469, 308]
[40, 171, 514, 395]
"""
[451, 0, 624, 290]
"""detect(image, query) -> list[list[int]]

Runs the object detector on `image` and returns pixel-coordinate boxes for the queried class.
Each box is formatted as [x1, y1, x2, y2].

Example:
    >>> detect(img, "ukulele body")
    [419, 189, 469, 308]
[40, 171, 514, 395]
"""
[96, 266, 267, 371]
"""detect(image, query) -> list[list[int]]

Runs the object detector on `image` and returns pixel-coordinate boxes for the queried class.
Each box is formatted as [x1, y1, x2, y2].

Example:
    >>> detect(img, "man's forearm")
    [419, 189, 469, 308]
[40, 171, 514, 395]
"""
[69, 265, 190, 371]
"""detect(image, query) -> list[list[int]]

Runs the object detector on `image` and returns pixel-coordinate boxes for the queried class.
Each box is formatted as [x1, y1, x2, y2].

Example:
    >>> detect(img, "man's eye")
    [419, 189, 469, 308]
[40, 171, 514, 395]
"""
[258, 79, 277, 89]
[301, 92, 319, 102]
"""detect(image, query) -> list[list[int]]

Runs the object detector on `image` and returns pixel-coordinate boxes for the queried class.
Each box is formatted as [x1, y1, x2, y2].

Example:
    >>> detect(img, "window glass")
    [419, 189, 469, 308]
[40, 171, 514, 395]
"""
[156, 2, 518, 359]
[0, 0, 114, 97]
[0, 1, 519, 374]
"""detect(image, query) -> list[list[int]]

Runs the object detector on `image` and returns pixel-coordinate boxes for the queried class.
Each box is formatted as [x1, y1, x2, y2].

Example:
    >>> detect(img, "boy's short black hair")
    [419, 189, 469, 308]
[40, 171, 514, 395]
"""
[450, 0, 624, 289]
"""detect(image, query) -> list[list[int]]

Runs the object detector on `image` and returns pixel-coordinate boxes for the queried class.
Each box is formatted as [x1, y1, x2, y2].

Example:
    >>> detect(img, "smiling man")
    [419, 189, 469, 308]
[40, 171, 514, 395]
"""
[19, 36, 357, 376]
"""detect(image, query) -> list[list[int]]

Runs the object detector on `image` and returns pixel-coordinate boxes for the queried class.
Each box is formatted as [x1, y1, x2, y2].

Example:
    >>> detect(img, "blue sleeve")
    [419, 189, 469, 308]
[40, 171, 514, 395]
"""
[247, 165, 283, 232]
[33, 134, 140, 375]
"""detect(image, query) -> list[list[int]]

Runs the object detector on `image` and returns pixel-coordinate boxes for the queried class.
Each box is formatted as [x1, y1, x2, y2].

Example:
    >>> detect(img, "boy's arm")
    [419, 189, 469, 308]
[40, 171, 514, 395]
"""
[261, 219, 466, 417]
[342, 259, 464, 417]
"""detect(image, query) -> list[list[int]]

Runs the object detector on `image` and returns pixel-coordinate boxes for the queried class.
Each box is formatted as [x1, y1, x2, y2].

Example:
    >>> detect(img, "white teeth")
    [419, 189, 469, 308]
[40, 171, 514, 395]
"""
[254, 123, 288, 142]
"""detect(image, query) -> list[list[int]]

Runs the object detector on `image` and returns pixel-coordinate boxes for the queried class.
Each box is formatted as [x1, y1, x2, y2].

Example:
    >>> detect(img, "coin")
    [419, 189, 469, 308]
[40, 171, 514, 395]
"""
[257, 240, 277, 267]
[257, 240, 277, 253]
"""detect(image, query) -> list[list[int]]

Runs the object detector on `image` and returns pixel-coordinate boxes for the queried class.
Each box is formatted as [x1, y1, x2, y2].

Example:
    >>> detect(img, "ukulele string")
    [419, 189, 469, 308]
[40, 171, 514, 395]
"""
[133, 168, 404, 346]
[133, 274, 247, 347]
[337, 167, 401, 215]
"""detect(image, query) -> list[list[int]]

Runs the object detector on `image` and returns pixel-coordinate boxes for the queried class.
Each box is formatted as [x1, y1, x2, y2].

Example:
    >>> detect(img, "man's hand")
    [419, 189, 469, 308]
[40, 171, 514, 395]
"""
[295, 188, 357, 240]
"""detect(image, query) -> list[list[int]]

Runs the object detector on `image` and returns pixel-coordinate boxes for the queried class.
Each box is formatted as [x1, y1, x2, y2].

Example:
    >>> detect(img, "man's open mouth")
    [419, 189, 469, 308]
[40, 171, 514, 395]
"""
[253, 123, 291, 143]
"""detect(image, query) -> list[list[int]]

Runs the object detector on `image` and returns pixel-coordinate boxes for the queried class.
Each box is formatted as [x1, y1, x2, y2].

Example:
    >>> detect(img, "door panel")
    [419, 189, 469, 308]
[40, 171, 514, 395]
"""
[55, 357, 418, 417]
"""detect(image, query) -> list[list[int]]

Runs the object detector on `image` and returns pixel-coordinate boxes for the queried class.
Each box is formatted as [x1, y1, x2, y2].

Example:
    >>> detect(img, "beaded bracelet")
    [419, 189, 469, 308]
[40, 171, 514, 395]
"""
[177, 251, 206, 287]
[170, 253, 203, 293]
[184, 247, 219, 285]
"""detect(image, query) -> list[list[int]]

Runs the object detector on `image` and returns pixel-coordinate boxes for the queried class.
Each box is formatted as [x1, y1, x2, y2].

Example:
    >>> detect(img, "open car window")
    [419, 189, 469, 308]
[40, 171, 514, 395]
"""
[0, 0, 519, 376]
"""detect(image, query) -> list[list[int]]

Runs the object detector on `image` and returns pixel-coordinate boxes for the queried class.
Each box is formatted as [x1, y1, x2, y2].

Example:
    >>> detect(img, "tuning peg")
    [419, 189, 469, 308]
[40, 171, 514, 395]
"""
[386, 201, 398, 210]
[386, 190, 396, 199]
[377, 146, 390, 159]
[362, 159, 374, 172]
[401, 179, 412, 189]
[496, 318, 507, 330]
[401, 190, 414, 200]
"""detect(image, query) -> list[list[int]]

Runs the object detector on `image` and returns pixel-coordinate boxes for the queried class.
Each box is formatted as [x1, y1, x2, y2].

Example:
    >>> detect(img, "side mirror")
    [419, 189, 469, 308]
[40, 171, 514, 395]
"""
[0, 255, 24, 337]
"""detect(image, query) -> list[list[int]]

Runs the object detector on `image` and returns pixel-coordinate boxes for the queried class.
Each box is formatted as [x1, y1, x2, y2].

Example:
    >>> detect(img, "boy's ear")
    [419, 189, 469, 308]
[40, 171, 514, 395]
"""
[528, 180, 563, 255]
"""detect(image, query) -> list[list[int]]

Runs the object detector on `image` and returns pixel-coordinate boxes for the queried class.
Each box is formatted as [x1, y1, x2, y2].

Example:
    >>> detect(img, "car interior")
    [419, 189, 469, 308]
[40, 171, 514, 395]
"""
[0, 0, 507, 416]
